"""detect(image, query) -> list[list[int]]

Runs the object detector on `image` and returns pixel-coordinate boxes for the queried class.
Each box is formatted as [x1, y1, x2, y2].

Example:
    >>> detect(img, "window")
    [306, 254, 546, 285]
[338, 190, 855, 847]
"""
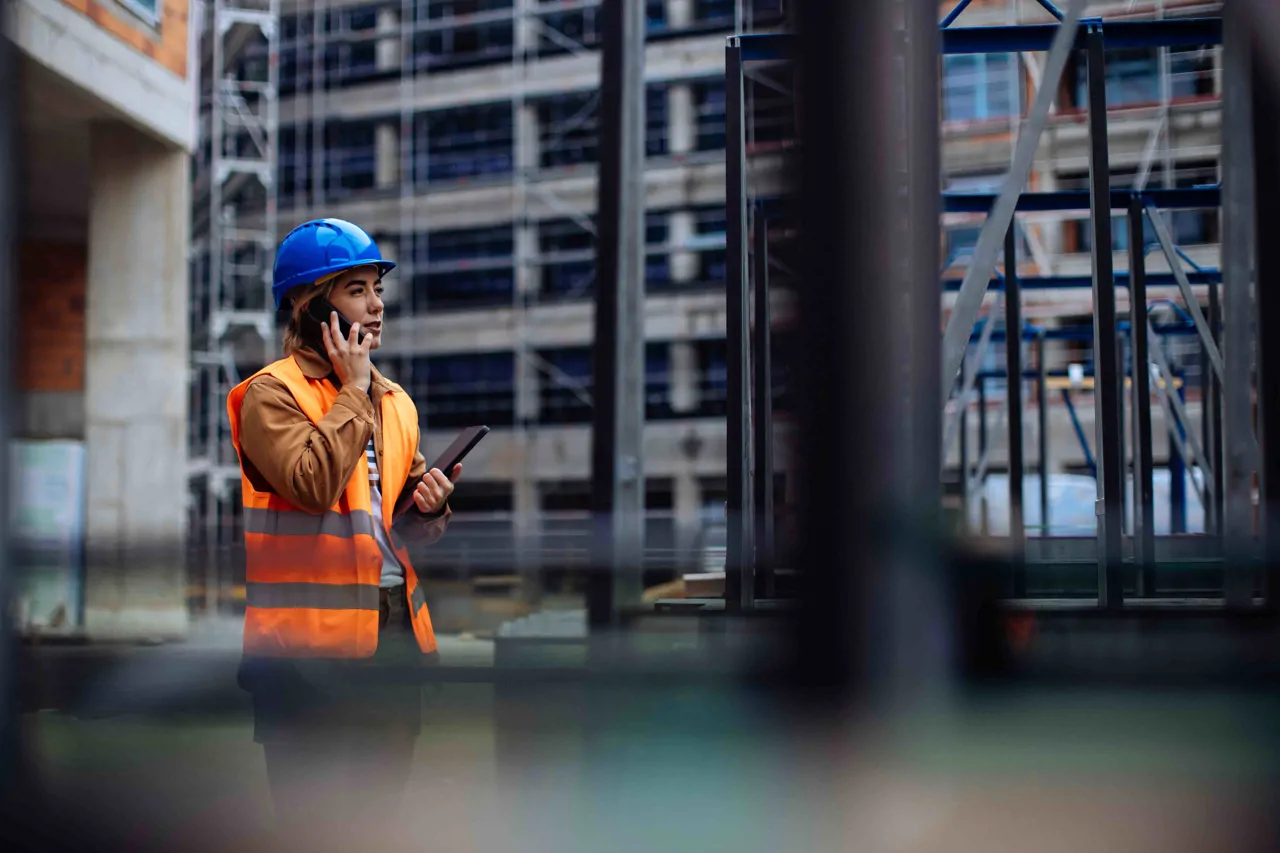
[1074, 47, 1160, 107]
[322, 5, 380, 86]
[539, 218, 596, 300]
[375, 352, 516, 428]
[416, 104, 515, 182]
[645, 213, 671, 288]
[943, 53, 1016, 122]
[534, 1, 601, 57]
[396, 226, 515, 316]
[747, 73, 797, 146]
[279, 126, 314, 207]
[646, 342, 672, 420]
[693, 0, 735, 28]
[324, 121, 377, 197]
[539, 93, 599, 169]
[414, 0, 515, 71]
[693, 205, 727, 285]
[1064, 162, 1219, 252]
[647, 83, 670, 157]
[537, 347, 593, 424]
[696, 339, 727, 417]
[944, 174, 1029, 265]
[693, 81, 727, 152]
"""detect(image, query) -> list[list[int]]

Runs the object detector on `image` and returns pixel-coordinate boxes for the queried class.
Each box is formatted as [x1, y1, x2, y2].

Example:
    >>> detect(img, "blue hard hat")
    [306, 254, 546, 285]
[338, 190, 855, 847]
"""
[272, 218, 397, 308]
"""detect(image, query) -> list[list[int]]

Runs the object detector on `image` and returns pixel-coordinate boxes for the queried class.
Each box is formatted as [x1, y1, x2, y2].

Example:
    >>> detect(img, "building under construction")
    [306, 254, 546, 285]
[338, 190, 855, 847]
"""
[188, 0, 1230, 616]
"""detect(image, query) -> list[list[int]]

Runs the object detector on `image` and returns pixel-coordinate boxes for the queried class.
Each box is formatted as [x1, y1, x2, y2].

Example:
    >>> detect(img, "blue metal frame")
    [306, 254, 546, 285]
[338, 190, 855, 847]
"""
[944, 271, 1221, 292]
[733, 18, 1221, 62]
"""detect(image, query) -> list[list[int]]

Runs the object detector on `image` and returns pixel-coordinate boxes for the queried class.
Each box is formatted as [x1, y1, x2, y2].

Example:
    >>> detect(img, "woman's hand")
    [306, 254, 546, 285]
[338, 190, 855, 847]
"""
[413, 464, 461, 515]
[320, 311, 373, 393]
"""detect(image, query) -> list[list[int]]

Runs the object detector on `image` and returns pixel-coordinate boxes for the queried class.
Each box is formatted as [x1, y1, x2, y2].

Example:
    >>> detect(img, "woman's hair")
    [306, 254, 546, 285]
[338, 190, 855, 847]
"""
[281, 275, 339, 356]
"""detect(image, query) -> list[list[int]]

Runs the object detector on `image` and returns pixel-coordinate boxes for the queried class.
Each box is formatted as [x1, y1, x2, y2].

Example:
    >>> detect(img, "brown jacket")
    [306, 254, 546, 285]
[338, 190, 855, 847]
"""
[237, 346, 450, 544]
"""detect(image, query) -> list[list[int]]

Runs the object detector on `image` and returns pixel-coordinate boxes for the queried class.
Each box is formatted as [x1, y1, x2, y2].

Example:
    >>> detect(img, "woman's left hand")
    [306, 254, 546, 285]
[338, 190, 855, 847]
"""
[413, 464, 461, 515]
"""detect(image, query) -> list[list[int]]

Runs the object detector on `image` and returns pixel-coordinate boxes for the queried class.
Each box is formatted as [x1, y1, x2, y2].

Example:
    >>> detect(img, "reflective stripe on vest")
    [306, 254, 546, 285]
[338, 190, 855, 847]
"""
[245, 582, 381, 611]
[227, 355, 439, 659]
[243, 507, 378, 539]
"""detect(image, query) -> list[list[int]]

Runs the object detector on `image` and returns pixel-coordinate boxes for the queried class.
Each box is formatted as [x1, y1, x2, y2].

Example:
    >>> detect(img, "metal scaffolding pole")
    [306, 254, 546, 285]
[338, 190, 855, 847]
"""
[588, 0, 646, 628]
[725, 37, 755, 612]
[1222, 5, 1259, 607]
[752, 206, 776, 600]
[1252, 40, 1280, 606]
[1085, 22, 1124, 609]
[1037, 331, 1049, 538]
[790, 0, 945, 696]
[0, 13, 17, 785]
[1005, 222, 1025, 588]
[1129, 196, 1156, 596]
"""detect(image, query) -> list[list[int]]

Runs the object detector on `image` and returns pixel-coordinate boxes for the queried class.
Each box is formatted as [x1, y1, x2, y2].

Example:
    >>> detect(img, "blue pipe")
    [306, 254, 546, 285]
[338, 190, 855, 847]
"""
[940, 0, 975, 29]
[1034, 0, 1066, 22]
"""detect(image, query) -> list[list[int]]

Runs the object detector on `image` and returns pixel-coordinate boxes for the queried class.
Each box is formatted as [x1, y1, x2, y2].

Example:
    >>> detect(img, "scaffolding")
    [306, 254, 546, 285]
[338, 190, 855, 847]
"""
[189, 0, 280, 613]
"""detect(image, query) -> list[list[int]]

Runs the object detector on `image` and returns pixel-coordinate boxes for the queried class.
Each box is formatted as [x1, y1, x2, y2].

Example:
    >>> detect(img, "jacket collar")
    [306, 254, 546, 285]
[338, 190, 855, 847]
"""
[290, 346, 396, 398]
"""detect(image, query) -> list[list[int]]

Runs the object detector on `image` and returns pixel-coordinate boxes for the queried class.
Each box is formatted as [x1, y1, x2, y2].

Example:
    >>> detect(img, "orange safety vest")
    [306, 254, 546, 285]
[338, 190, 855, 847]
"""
[226, 355, 437, 658]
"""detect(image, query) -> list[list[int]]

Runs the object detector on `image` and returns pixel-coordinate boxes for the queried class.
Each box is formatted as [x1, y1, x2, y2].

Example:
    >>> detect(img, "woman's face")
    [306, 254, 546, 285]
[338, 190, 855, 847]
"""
[326, 265, 386, 350]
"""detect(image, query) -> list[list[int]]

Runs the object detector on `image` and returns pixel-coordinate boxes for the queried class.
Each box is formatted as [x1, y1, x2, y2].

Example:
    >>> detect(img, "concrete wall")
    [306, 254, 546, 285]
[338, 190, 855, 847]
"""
[82, 122, 190, 641]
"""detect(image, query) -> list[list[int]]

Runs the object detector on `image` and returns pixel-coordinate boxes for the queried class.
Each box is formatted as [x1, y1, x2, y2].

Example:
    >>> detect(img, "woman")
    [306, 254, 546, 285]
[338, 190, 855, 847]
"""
[225, 218, 459, 841]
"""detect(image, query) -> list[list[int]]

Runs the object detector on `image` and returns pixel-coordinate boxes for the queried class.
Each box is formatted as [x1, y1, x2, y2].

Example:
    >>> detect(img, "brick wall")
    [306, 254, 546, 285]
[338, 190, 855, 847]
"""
[17, 242, 87, 392]
[57, 0, 188, 79]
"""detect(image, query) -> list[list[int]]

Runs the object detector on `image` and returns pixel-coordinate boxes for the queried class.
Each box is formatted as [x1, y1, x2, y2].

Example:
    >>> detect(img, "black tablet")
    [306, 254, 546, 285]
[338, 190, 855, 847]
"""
[428, 425, 490, 479]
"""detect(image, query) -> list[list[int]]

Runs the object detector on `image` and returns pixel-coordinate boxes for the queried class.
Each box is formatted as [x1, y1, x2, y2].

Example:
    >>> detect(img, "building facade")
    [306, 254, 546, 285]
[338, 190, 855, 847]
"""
[9, 0, 195, 637]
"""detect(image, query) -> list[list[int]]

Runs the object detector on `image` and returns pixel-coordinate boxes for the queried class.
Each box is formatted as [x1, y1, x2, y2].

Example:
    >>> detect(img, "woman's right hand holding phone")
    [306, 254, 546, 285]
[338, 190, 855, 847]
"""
[320, 311, 373, 393]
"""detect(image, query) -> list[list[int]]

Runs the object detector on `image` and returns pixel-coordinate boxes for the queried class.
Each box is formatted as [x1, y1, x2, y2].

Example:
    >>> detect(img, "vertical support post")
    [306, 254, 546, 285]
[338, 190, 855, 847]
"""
[1206, 279, 1224, 537]
[1252, 42, 1280, 608]
[0, 14, 17, 785]
[1171, 381, 1188, 535]
[1223, 4, 1259, 607]
[1086, 23, 1125, 609]
[1129, 195, 1156, 595]
[960, 357, 969, 534]
[1037, 331, 1050, 538]
[725, 40, 754, 611]
[978, 377, 989, 536]
[753, 207, 775, 600]
[1005, 224, 1025, 586]
[589, 0, 647, 628]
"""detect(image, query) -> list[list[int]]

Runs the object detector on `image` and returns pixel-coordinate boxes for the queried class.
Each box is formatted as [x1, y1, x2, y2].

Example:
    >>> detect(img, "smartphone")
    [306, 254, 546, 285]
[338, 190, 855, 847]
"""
[429, 426, 490, 480]
[301, 298, 359, 355]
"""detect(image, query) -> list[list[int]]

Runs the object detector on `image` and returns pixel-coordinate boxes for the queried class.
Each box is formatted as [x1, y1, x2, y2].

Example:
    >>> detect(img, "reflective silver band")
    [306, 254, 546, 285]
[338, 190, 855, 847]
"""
[245, 582, 381, 611]
[409, 582, 427, 615]
[244, 507, 377, 539]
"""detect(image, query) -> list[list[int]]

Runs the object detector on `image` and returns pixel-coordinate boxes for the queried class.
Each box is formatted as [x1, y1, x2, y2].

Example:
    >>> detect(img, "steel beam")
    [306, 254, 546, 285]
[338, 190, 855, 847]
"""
[1143, 201, 1225, 380]
[1037, 331, 1050, 538]
[945, 187, 1220, 214]
[1222, 6, 1259, 608]
[939, 0, 1086, 417]
[1253, 44, 1280, 608]
[1207, 280, 1224, 536]
[1085, 23, 1125, 609]
[1129, 196, 1156, 596]
[752, 206, 775, 600]
[1006, 224, 1026, 577]
[725, 38, 754, 612]
[588, 0, 647, 628]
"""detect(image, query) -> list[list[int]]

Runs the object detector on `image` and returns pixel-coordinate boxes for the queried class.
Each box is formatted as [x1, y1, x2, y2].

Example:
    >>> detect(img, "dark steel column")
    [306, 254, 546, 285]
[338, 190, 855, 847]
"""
[752, 207, 775, 600]
[1171, 380, 1188, 535]
[1129, 196, 1156, 595]
[1037, 331, 1050, 537]
[0, 14, 17, 786]
[588, 0, 647, 628]
[960, 358, 970, 534]
[1207, 279, 1224, 537]
[724, 40, 754, 612]
[978, 377, 989, 536]
[1086, 23, 1125, 608]
[1005, 224, 1025, 588]
[1253, 45, 1280, 607]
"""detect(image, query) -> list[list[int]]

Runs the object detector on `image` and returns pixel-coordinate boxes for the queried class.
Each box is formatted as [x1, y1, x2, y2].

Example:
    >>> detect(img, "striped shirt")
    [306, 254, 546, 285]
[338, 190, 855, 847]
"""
[367, 437, 406, 589]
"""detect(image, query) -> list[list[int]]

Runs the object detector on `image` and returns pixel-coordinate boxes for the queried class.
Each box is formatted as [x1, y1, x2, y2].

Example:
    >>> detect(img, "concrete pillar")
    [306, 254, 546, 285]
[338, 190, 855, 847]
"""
[83, 123, 189, 641]
[376, 121, 400, 189]
[515, 348, 540, 421]
[514, 0, 538, 55]
[667, 83, 695, 157]
[515, 222, 538, 296]
[376, 6, 402, 72]
[673, 470, 702, 569]
[669, 339, 698, 413]
[516, 102, 541, 173]
[669, 209, 697, 283]
[666, 0, 694, 30]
